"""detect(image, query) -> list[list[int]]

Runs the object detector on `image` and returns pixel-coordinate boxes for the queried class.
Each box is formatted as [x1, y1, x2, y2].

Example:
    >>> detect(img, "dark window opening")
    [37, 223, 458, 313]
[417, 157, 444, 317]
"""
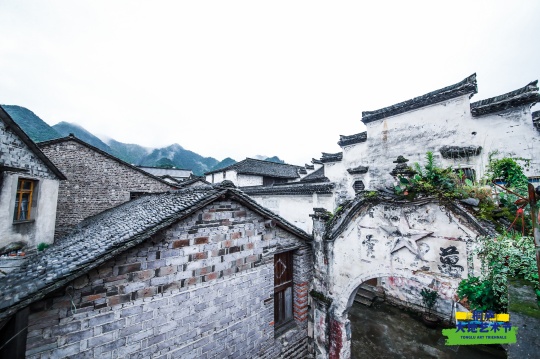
[353, 180, 365, 192]
[274, 251, 293, 329]
[263, 177, 288, 186]
[454, 168, 476, 182]
[0, 307, 29, 359]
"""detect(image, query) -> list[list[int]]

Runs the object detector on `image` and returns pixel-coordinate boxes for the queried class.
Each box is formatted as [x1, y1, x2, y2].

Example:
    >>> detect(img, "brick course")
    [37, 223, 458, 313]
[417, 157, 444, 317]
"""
[25, 199, 312, 358]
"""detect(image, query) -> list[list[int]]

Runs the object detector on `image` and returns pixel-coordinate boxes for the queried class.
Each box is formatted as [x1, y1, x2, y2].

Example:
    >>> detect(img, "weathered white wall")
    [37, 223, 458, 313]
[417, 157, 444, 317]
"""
[0, 174, 58, 249]
[237, 174, 263, 187]
[250, 194, 334, 233]
[345, 95, 540, 190]
[328, 201, 478, 316]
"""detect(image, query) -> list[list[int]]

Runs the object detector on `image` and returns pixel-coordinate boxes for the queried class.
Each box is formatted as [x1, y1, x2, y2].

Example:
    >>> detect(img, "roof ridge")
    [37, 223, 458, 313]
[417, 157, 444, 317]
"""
[470, 80, 540, 117]
[361, 73, 478, 124]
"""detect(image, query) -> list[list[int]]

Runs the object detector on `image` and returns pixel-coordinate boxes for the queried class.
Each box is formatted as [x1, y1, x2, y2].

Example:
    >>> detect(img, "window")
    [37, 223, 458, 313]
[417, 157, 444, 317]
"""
[274, 251, 293, 328]
[13, 179, 35, 221]
[353, 180, 365, 192]
[453, 168, 476, 182]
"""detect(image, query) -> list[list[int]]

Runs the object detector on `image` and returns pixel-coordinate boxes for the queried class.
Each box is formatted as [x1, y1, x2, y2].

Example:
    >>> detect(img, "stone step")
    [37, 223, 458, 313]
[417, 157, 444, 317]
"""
[356, 288, 377, 301]
[354, 294, 373, 307]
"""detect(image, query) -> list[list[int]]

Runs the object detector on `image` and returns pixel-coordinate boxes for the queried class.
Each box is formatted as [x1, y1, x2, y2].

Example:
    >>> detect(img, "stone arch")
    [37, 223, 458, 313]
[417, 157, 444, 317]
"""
[332, 270, 419, 316]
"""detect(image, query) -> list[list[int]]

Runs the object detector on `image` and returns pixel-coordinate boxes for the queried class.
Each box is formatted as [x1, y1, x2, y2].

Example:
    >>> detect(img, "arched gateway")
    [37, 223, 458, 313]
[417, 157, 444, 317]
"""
[309, 193, 492, 359]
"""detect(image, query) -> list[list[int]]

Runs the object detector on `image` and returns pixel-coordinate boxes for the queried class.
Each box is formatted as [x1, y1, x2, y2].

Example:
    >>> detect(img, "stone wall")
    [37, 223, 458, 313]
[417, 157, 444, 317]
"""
[24, 199, 312, 358]
[0, 120, 58, 181]
[39, 139, 174, 238]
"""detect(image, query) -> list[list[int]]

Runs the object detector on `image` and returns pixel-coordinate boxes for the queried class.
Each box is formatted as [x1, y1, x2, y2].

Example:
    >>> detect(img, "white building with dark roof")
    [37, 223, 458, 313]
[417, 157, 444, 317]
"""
[205, 157, 305, 186]
[318, 74, 540, 201]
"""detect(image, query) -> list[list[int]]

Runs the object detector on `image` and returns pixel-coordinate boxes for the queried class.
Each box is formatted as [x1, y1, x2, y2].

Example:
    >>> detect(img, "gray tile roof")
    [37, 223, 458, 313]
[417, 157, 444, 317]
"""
[0, 186, 310, 321]
[439, 145, 482, 159]
[338, 132, 367, 147]
[300, 167, 329, 183]
[361, 74, 478, 124]
[177, 177, 212, 187]
[347, 165, 369, 175]
[205, 158, 301, 179]
[470, 80, 540, 117]
[320, 152, 343, 163]
[241, 181, 335, 196]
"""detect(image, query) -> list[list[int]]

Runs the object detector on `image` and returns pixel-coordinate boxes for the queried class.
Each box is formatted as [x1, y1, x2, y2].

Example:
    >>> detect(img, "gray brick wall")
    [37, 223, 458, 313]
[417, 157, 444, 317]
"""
[39, 139, 174, 238]
[0, 121, 57, 180]
[25, 199, 312, 358]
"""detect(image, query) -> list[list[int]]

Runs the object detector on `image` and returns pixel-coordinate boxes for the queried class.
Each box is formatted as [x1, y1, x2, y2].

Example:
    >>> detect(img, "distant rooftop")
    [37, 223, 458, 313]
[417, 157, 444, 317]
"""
[242, 181, 335, 196]
[338, 132, 367, 147]
[320, 152, 343, 163]
[205, 158, 301, 179]
[138, 166, 192, 178]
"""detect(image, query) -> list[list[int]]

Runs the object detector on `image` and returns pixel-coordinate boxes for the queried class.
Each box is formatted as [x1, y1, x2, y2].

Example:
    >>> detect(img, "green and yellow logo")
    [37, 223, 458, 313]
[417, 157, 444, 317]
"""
[442, 310, 517, 345]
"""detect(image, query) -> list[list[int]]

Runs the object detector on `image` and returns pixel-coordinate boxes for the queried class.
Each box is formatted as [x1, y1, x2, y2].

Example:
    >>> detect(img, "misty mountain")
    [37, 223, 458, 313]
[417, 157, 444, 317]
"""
[105, 138, 152, 165]
[2, 105, 61, 142]
[210, 157, 237, 171]
[264, 156, 285, 164]
[6, 104, 287, 176]
[139, 144, 219, 175]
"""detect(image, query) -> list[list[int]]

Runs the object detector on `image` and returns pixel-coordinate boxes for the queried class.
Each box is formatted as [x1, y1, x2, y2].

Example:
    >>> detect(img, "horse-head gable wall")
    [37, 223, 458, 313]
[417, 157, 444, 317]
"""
[309, 193, 493, 359]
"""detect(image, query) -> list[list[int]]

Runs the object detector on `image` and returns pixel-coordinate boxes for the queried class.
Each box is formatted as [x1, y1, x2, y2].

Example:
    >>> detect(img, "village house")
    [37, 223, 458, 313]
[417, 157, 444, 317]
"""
[205, 158, 335, 233]
[0, 183, 312, 358]
[205, 158, 309, 187]
[38, 135, 179, 239]
[0, 106, 66, 267]
[137, 166, 193, 184]
[242, 166, 335, 233]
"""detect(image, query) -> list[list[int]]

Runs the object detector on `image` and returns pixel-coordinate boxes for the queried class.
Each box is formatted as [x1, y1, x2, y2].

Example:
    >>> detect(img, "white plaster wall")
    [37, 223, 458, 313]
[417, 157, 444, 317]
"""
[237, 174, 263, 187]
[250, 194, 333, 233]
[329, 201, 478, 315]
[341, 142, 369, 171]
[206, 170, 238, 185]
[470, 107, 540, 178]
[359, 95, 539, 189]
[0, 174, 58, 249]
[33, 178, 59, 245]
[362, 95, 472, 189]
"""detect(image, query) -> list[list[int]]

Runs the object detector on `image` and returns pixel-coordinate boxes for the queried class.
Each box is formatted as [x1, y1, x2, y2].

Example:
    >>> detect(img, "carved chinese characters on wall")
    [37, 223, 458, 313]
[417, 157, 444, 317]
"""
[362, 234, 378, 259]
[438, 246, 464, 278]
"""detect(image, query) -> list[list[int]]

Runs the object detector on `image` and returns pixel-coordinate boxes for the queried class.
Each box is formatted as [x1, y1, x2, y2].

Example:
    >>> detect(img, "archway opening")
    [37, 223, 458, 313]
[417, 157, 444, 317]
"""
[346, 276, 507, 359]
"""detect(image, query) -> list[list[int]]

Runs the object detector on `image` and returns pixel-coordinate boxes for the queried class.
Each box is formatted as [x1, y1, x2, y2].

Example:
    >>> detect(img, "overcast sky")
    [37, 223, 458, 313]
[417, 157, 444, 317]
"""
[1, 1, 539, 165]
